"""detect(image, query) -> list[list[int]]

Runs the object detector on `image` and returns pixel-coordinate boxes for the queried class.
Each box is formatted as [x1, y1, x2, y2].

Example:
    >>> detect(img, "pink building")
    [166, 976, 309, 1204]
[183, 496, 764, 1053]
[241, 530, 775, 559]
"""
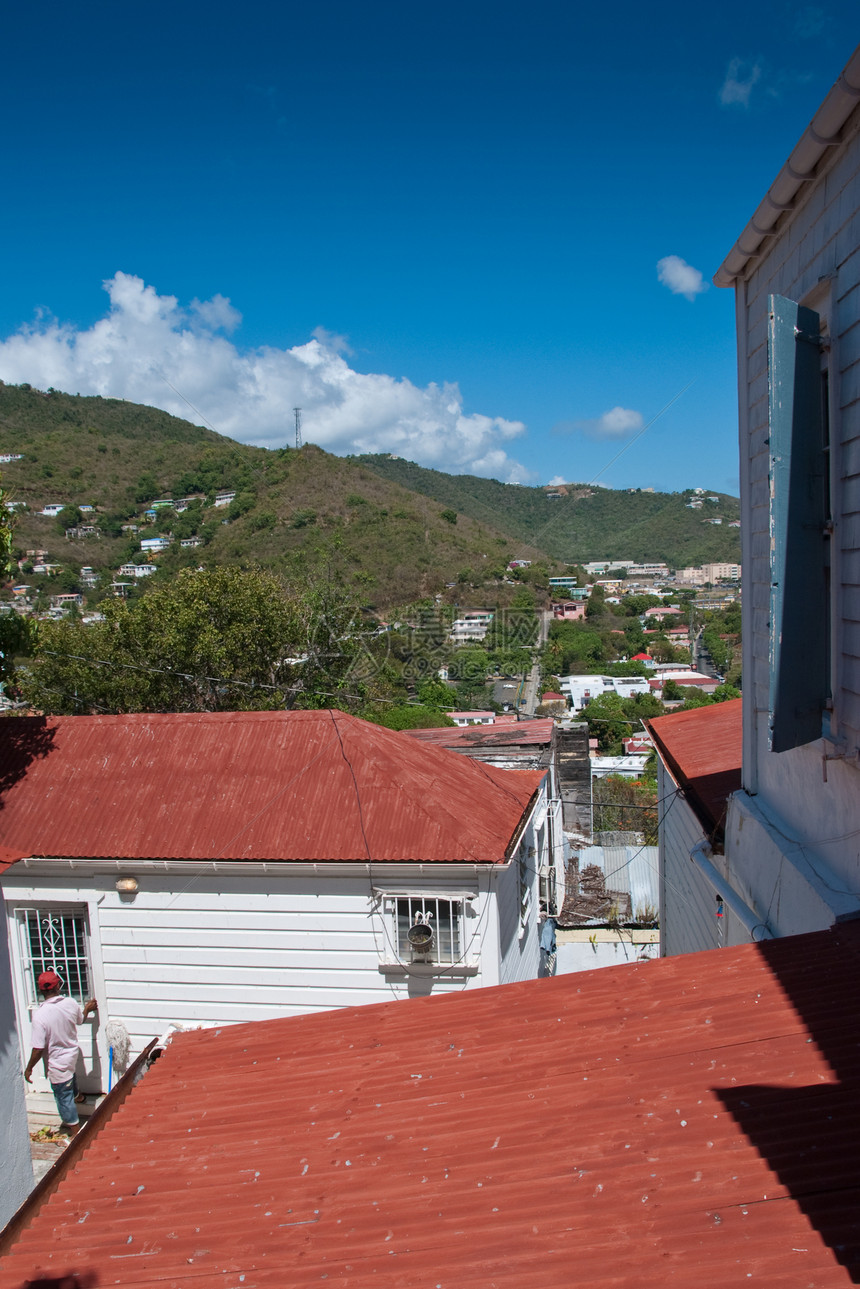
[552, 601, 586, 620]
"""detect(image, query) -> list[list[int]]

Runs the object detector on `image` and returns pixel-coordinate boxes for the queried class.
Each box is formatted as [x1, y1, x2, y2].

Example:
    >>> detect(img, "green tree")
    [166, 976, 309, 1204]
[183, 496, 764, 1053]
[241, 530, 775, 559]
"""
[417, 677, 456, 709]
[0, 479, 34, 690]
[361, 703, 455, 730]
[20, 566, 366, 715]
[592, 775, 658, 842]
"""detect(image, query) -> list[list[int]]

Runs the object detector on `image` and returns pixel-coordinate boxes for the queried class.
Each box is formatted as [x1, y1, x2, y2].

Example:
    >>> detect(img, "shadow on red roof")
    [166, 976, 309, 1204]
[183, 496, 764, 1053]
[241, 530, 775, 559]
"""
[4, 922, 860, 1286]
[0, 711, 544, 865]
[646, 698, 742, 841]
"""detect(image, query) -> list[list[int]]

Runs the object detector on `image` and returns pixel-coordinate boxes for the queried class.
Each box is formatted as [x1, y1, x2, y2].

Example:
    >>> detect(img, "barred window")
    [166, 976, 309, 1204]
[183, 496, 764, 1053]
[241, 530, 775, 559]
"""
[17, 907, 91, 1005]
[385, 895, 465, 966]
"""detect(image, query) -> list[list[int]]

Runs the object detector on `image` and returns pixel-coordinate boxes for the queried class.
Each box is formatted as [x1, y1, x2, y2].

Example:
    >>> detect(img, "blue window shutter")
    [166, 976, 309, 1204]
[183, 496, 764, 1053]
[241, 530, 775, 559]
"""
[767, 295, 827, 753]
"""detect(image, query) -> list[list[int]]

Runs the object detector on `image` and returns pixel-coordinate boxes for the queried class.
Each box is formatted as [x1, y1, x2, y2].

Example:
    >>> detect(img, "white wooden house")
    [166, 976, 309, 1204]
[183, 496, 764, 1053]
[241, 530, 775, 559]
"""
[652, 44, 860, 953]
[0, 710, 552, 1100]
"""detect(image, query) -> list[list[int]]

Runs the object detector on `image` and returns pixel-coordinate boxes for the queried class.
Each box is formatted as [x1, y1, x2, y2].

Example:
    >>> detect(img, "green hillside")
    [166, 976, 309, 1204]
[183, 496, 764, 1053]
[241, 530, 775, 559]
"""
[353, 455, 742, 568]
[0, 383, 552, 609]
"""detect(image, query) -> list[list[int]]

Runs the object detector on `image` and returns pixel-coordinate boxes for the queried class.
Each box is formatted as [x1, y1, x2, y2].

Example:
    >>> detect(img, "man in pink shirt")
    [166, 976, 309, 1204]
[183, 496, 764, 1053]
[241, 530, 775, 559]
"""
[24, 970, 98, 1136]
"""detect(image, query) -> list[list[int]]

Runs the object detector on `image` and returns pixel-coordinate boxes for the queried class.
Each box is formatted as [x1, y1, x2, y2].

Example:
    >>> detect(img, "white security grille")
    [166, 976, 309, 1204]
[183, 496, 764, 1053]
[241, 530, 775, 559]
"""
[390, 896, 463, 965]
[18, 907, 90, 1004]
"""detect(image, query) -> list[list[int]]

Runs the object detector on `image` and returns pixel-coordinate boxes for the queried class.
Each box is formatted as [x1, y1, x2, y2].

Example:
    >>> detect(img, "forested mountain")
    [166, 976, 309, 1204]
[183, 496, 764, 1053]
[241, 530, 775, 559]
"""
[0, 383, 738, 614]
[0, 384, 550, 609]
[353, 455, 741, 568]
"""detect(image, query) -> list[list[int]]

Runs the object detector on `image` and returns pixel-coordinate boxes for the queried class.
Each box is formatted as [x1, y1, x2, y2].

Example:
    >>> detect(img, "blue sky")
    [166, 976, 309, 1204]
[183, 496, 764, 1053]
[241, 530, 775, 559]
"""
[1, 1, 857, 492]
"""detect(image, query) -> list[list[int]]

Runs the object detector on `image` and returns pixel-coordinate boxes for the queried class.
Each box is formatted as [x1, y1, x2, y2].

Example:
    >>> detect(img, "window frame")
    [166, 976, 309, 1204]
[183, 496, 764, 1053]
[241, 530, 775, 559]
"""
[15, 904, 93, 1009]
[374, 890, 476, 974]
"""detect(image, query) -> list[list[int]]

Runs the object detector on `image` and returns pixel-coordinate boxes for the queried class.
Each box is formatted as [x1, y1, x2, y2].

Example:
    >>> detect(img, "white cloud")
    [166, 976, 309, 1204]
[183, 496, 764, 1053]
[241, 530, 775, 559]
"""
[719, 57, 762, 108]
[546, 475, 567, 486]
[190, 294, 242, 333]
[563, 406, 644, 441]
[657, 255, 708, 302]
[0, 273, 533, 482]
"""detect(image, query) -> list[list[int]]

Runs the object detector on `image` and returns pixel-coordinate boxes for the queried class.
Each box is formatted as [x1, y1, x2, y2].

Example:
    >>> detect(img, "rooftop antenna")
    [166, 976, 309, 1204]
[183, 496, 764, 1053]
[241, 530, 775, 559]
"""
[293, 407, 303, 450]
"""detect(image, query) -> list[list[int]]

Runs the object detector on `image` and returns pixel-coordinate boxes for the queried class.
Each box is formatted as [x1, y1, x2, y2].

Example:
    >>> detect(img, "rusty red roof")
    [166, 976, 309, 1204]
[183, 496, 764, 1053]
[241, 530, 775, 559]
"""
[4, 923, 860, 1286]
[404, 718, 554, 749]
[0, 711, 543, 865]
[646, 698, 742, 840]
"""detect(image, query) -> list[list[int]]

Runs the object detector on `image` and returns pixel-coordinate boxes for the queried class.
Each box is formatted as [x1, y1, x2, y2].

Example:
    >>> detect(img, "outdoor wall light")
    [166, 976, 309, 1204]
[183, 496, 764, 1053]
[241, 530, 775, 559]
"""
[115, 876, 139, 894]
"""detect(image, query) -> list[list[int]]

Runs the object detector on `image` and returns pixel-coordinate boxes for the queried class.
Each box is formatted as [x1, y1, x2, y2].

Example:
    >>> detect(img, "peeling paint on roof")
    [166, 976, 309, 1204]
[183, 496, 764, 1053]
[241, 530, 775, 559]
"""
[3, 923, 860, 1286]
[405, 718, 554, 749]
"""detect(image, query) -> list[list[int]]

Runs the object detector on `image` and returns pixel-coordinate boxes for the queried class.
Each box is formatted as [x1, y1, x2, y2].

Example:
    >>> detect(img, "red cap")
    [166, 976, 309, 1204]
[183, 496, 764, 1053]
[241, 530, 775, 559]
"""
[37, 970, 62, 990]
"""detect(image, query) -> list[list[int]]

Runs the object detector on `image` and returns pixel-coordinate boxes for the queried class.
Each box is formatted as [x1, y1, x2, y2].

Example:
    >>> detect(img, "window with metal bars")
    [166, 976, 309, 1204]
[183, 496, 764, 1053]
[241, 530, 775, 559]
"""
[388, 896, 464, 966]
[17, 907, 91, 1004]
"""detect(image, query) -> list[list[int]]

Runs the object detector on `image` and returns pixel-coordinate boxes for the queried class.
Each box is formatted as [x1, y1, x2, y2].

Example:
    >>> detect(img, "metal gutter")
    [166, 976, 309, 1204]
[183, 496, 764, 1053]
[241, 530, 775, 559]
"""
[714, 43, 860, 287]
[689, 840, 773, 941]
[0, 1038, 158, 1254]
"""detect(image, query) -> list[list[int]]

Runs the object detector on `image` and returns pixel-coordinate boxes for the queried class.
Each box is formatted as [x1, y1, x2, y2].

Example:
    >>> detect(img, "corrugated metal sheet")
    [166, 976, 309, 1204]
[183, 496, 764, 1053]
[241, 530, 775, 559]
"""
[4, 923, 860, 1286]
[646, 699, 742, 840]
[404, 719, 554, 749]
[592, 843, 660, 916]
[0, 712, 544, 865]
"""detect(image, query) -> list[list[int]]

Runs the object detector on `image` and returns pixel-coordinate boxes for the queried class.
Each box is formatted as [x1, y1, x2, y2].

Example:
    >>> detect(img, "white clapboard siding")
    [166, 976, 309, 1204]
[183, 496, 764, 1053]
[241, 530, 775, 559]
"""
[658, 762, 722, 957]
[3, 865, 499, 1069]
[497, 825, 541, 987]
[735, 107, 860, 891]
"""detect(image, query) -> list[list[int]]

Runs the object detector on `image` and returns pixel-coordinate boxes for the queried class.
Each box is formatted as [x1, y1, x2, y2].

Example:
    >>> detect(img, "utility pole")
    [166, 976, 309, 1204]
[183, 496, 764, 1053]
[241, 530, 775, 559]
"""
[293, 407, 303, 450]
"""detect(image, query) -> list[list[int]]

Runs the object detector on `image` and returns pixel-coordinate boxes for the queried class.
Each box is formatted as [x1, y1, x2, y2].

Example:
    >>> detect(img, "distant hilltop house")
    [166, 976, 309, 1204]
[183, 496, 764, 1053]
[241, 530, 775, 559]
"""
[548, 578, 588, 597]
[642, 605, 681, 621]
[507, 560, 532, 569]
[64, 525, 100, 539]
[676, 563, 742, 585]
[118, 562, 156, 579]
[552, 601, 586, 620]
[582, 561, 670, 578]
[213, 490, 237, 507]
[39, 503, 65, 517]
[180, 536, 203, 548]
[559, 674, 650, 712]
[0, 452, 24, 463]
[174, 494, 205, 512]
[49, 593, 83, 613]
[450, 611, 494, 642]
[649, 670, 721, 698]
[140, 536, 170, 553]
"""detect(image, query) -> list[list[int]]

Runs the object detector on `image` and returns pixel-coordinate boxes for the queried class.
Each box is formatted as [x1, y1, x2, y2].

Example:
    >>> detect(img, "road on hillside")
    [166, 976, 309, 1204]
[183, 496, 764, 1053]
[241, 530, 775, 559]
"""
[492, 610, 551, 716]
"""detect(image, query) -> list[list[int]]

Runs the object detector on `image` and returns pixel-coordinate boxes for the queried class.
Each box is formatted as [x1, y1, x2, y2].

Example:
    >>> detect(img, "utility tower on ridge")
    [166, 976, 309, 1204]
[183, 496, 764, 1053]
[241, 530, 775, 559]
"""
[293, 407, 302, 450]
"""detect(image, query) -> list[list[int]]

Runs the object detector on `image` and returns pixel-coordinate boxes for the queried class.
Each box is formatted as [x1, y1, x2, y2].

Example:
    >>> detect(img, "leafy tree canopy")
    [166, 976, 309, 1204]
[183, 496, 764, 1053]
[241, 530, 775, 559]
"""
[19, 566, 368, 715]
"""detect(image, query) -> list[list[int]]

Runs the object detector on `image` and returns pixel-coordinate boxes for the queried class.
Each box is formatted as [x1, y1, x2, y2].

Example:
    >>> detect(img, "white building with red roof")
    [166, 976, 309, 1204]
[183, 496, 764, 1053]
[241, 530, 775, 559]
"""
[0, 710, 555, 1114]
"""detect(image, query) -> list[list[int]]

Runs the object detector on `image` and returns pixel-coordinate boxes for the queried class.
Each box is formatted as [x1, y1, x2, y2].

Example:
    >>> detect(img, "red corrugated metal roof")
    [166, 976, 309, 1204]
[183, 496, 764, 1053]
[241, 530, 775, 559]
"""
[4, 923, 860, 1286]
[646, 698, 742, 840]
[0, 711, 543, 865]
[0, 845, 27, 873]
[405, 718, 554, 749]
